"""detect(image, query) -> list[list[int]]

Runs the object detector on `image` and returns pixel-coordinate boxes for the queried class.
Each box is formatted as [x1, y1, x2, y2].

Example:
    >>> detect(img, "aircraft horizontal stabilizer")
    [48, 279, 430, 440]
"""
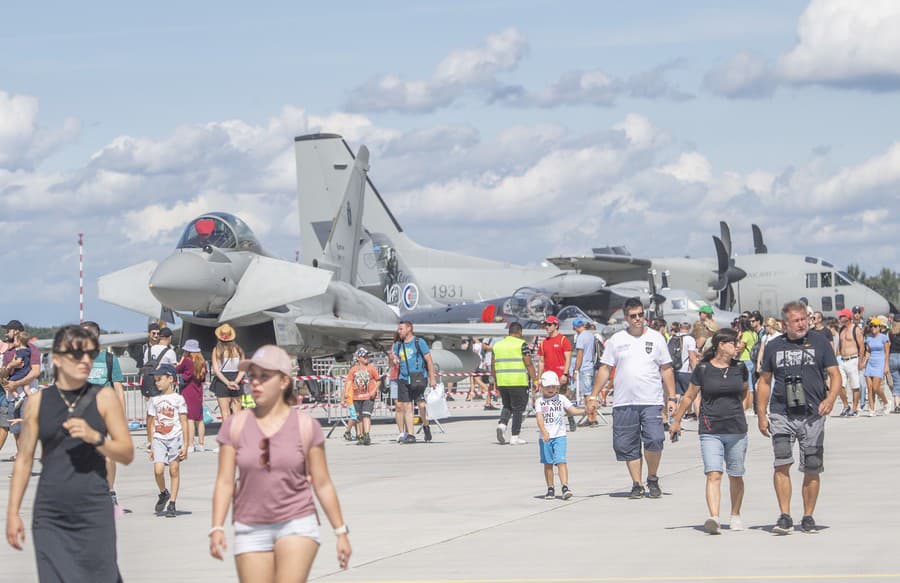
[98, 260, 162, 319]
[219, 257, 332, 322]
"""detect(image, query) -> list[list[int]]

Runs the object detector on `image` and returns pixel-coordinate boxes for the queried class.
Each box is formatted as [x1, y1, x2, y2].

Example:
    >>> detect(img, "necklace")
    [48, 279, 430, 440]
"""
[56, 385, 88, 415]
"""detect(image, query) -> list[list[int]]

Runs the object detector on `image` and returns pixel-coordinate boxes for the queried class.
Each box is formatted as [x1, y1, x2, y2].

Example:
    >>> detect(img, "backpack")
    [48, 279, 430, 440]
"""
[105, 351, 115, 387]
[139, 346, 172, 398]
[668, 335, 684, 372]
[592, 335, 605, 371]
[749, 330, 763, 364]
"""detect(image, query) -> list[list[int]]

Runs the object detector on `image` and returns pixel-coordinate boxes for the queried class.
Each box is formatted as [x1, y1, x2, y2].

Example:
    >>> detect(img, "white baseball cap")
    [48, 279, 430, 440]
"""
[540, 371, 560, 386]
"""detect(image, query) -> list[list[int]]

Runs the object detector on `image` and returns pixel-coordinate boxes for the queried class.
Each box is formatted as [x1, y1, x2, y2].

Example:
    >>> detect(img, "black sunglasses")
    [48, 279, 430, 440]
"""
[54, 348, 100, 361]
[627, 312, 646, 320]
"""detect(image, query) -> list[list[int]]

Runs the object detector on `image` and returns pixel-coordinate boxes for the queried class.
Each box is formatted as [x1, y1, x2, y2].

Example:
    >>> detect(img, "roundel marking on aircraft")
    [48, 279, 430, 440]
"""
[402, 284, 419, 311]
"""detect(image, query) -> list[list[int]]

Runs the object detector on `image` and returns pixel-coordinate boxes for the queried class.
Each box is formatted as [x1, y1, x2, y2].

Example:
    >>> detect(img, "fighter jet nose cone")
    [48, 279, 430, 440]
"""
[149, 251, 236, 313]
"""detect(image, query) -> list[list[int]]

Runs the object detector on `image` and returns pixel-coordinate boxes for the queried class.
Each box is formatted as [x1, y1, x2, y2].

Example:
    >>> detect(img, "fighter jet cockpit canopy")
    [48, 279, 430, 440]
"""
[176, 212, 263, 254]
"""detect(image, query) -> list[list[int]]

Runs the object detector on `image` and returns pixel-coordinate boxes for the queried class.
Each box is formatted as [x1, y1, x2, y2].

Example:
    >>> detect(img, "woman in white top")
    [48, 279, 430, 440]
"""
[211, 324, 246, 419]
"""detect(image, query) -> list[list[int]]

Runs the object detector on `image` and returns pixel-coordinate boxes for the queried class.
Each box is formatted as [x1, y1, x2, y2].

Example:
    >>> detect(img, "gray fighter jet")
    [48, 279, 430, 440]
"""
[98, 145, 508, 371]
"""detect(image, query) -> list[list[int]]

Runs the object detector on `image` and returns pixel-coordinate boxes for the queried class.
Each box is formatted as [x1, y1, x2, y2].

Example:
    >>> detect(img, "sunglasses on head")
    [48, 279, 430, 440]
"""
[259, 438, 271, 470]
[627, 312, 645, 320]
[54, 348, 100, 361]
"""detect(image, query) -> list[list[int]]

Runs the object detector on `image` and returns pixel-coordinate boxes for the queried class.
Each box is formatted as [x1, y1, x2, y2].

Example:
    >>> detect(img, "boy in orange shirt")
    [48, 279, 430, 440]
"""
[344, 347, 380, 445]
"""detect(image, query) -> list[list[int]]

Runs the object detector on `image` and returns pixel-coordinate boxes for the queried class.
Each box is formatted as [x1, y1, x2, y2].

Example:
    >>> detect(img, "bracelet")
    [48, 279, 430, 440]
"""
[333, 524, 349, 536]
[208, 526, 225, 537]
[667, 397, 678, 402]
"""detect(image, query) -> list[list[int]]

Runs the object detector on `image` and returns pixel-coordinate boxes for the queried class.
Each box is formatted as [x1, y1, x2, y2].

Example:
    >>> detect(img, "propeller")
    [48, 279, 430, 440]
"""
[751, 224, 768, 254]
[647, 269, 664, 319]
[719, 221, 733, 257]
[712, 235, 747, 311]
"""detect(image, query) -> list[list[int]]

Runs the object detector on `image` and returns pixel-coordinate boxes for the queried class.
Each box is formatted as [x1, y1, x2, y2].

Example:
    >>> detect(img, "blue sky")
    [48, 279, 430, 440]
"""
[2, 0, 899, 329]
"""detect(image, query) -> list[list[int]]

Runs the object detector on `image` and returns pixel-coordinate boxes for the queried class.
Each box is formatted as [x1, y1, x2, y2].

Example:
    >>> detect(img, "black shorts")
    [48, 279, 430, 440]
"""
[396, 379, 425, 403]
[211, 371, 241, 399]
[353, 399, 375, 417]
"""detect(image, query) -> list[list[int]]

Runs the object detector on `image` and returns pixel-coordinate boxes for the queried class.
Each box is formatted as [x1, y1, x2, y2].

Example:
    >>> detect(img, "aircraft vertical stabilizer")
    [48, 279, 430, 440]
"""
[320, 145, 369, 284]
[294, 134, 404, 268]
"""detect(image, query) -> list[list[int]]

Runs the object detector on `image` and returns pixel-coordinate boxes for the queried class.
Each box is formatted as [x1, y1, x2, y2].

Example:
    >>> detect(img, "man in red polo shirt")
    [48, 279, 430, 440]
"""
[538, 315, 576, 431]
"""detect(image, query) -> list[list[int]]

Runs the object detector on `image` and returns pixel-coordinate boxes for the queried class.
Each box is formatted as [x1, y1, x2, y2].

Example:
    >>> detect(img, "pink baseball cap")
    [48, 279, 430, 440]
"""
[238, 345, 293, 376]
[836, 309, 852, 319]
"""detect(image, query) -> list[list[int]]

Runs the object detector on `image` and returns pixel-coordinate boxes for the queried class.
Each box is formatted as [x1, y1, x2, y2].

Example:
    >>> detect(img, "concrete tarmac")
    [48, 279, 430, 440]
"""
[2, 404, 899, 583]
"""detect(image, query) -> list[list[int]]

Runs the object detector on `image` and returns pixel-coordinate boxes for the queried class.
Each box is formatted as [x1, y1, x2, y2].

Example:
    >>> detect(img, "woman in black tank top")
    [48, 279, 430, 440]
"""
[5, 326, 134, 582]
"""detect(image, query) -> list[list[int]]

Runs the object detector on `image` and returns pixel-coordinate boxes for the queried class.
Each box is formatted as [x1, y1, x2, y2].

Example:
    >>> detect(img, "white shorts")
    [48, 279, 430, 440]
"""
[233, 515, 320, 555]
[152, 435, 183, 465]
[839, 358, 861, 390]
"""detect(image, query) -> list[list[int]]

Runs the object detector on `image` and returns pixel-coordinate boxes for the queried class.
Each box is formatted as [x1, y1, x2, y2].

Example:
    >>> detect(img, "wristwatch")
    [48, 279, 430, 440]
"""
[667, 397, 678, 403]
[94, 433, 107, 447]
[333, 524, 350, 536]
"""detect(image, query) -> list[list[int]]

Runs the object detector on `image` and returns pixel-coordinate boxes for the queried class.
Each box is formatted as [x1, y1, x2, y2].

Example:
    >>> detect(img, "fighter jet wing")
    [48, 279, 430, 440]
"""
[294, 316, 509, 341]
[32, 330, 176, 351]
[547, 254, 652, 273]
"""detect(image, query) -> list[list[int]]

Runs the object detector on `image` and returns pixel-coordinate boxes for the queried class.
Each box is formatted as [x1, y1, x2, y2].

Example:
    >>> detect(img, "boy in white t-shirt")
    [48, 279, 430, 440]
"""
[146, 364, 188, 518]
[535, 371, 585, 500]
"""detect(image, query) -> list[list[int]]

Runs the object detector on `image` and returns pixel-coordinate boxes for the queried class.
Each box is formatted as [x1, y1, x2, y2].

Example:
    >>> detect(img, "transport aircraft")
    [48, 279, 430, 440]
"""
[296, 135, 888, 323]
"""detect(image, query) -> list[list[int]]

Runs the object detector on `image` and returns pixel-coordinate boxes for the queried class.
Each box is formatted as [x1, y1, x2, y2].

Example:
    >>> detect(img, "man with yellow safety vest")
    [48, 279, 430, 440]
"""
[492, 322, 537, 445]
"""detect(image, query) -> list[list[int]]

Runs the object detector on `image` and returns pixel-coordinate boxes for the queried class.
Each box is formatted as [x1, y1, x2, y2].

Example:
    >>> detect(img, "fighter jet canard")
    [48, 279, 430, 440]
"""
[548, 221, 893, 318]
[98, 145, 510, 365]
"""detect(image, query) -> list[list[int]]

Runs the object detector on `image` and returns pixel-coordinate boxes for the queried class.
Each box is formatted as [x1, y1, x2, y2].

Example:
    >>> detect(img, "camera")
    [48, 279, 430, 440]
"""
[785, 374, 807, 413]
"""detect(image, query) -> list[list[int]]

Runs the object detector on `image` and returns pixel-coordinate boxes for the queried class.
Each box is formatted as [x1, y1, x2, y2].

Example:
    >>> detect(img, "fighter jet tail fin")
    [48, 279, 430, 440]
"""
[319, 145, 369, 284]
[294, 134, 404, 270]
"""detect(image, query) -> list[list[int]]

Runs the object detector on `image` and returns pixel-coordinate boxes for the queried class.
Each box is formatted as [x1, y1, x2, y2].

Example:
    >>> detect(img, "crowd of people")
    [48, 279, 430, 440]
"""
[2, 300, 899, 579]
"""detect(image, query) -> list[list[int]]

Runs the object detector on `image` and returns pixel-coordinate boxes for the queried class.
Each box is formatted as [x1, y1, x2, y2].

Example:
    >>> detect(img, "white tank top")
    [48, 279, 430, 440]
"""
[221, 357, 240, 373]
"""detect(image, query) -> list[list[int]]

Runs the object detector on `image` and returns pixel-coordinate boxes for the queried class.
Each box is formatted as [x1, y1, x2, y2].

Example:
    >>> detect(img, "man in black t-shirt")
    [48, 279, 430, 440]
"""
[757, 301, 841, 535]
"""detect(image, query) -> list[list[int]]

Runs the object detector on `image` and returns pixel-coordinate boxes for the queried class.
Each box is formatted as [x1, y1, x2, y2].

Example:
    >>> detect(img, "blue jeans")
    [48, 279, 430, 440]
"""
[743, 359, 755, 392]
[699, 433, 748, 476]
[890, 354, 900, 396]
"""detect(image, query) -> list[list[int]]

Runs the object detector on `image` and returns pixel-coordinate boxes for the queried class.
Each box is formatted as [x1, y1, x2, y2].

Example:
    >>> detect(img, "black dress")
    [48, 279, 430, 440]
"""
[33, 384, 122, 582]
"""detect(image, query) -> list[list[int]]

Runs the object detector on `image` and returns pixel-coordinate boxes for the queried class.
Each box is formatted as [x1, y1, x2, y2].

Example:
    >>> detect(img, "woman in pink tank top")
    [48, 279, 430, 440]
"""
[210, 345, 351, 582]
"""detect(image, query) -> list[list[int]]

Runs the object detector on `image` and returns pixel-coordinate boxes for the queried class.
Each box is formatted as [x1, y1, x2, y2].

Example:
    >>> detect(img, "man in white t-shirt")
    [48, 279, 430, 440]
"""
[144, 327, 178, 367]
[588, 298, 677, 499]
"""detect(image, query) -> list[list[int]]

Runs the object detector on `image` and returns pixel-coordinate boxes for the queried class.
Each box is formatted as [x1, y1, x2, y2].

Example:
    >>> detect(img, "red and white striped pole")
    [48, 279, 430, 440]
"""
[78, 233, 84, 323]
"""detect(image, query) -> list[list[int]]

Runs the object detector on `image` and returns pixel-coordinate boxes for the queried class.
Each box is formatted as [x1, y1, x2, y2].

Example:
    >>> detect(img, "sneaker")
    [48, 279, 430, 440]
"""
[561, 485, 573, 500]
[484, 404, 498, 410]
[155, 489, 170, 513]
[356, 435, 364, 446]
[165, 501, 176, 518]
[343, 430, 354, 441]
[589, 420, 600, 427]
[397, 433, 407, 443]
[628, 483, 645, 499]
[544, 487, 555, 500]
[509, 435, 527, 445]
[894, 406, 900, 414]
[422, 425, 433, 443]
[568, 417, 577, 432]
[646, 477, 662, 499]
[773, 513, 793, 534]
[838, 407, 851, 417]
[729, 515, 744, 531]
[704, 517, 720, 535]
[362, 433, 371, 446]
[848, 410, 859, 417]
[193, 445, 203, 453]
[404, 434, 417, 444]
[496, 424, 507, 445]
[800, 515, 817, 533]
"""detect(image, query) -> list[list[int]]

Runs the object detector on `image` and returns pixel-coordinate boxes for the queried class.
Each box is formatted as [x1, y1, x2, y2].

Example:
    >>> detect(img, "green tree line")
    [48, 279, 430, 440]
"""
[847, 264, 900, 307]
